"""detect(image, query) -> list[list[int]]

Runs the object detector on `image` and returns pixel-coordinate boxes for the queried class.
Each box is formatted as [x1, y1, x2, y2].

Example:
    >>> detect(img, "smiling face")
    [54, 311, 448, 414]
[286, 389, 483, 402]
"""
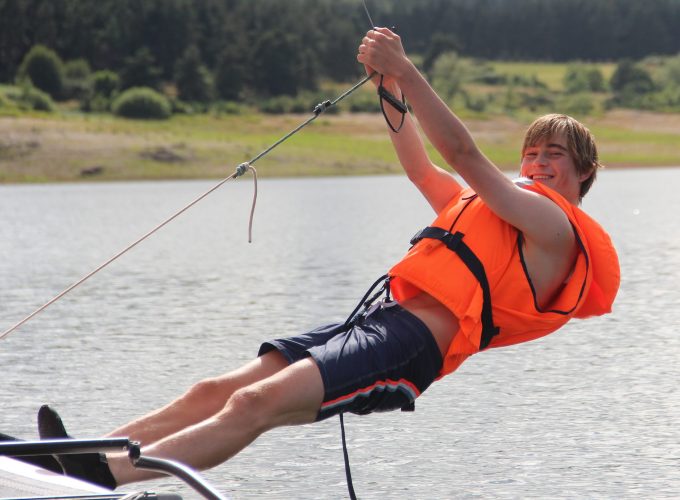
[520, 133, 585, 204]
[520, 114, 601, 205]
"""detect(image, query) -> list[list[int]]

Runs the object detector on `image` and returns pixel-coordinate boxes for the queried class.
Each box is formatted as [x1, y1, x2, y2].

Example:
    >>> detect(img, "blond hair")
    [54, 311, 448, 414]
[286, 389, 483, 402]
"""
[522, 114, 602, 200]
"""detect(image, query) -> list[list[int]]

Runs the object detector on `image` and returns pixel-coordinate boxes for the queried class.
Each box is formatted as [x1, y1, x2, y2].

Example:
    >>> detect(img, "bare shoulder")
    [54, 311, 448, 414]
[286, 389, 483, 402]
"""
[489, 180, 576, 252]
[519, 189, 575, 251]
[413, 165, 464, 213]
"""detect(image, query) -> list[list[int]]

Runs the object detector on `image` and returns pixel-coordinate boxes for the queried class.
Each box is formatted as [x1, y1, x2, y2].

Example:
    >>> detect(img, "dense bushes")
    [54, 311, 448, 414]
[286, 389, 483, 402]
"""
[21, 85, 55, 111]
[112, 87, 171, 119]
[63, 59, 92, 100]
[8, 37, 680, 120]
[563, 65, 606, 94]
[91, 70, 120, 98]
[607, 59, 674, 110]
[17, 45, 64, 99]
[80, 70, 121, 112]
[0, 84, 56, 113]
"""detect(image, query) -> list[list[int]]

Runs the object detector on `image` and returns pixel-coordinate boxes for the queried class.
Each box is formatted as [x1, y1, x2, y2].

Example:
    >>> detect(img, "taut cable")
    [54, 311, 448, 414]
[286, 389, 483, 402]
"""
[1, 74, 375, 340]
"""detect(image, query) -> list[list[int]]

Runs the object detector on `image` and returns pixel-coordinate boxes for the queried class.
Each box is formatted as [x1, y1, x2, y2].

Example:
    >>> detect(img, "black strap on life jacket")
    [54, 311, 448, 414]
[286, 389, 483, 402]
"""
[410, 226, 500, 350]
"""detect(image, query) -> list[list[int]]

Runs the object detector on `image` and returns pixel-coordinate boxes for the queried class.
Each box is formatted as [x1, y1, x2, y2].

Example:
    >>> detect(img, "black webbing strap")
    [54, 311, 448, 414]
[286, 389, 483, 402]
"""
[410, 226, 500, 350]
[378, 74, 407, 133]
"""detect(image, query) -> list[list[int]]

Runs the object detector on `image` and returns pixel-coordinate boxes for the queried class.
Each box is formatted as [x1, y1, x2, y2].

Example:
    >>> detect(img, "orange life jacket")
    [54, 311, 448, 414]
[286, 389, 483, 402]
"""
[388, 179, 620, 376]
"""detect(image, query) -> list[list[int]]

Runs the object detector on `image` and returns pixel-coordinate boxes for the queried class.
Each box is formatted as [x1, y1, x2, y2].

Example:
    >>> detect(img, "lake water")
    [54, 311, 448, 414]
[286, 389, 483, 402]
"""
[1, 169, 679, 499]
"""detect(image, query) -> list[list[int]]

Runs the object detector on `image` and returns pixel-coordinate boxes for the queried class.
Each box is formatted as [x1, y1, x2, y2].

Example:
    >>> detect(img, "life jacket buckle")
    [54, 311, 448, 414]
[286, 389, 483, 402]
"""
[440, 231, 463, 251]
[409, 229, 426, 246]
[410, 227, 464, 251]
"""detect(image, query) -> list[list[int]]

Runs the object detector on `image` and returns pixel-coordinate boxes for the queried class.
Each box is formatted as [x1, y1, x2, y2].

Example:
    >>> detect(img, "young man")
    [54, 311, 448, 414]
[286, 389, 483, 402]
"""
[38, 28, 619, 490]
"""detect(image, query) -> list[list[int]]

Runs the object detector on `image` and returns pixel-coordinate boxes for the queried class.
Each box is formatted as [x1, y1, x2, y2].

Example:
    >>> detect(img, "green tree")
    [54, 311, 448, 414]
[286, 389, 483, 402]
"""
[250, 30, 316, 96]
[609, 59, 656, 108]
[564, 64, 605, 94]
[610, 60, 655, 93]
[430, 52, 465, 103]
[174, 45, 213, 102]
[564, 64, 590, 94]
[0, 0, 30, 82]
[120, 47, 163, 90]
[658, 53, 680, 86]
[82, 70, 121, 112]
[17, 45, 65, 99]
[423, 33, 461, 74]
[586, 67, 605, 92]
[63, 58, 92, 100]
[214, 46, 246, 101]
[64, 59, 91, 80]
[557, 93, 595, 117]
[91, 70, 120, 98]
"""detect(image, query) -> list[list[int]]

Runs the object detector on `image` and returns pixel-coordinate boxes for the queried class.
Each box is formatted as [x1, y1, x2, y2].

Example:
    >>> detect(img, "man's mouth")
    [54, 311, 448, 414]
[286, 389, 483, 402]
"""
[529, 174, 553, 181]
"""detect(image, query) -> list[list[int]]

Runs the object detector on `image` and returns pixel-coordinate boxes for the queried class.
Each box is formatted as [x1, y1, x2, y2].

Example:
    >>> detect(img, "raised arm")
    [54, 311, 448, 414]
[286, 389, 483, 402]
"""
[369, 71, 462, 213]
[357, 28, 574, 251]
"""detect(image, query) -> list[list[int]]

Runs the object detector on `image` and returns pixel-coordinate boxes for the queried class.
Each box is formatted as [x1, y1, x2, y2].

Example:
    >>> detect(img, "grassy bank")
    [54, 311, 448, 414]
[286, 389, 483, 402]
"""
[1, 108, 679, 183]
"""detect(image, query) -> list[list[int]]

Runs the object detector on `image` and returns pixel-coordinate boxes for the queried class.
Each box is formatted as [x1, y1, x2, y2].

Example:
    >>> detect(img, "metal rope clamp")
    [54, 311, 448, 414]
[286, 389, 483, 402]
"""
[235, 162, 251, 178]
[314, 100, 332, 116]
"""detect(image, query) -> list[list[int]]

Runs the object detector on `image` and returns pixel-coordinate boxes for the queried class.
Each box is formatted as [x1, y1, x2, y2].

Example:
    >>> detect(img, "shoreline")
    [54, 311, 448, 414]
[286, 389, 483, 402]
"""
[1, 163, 679, 187]
[2, 109, 680, 184]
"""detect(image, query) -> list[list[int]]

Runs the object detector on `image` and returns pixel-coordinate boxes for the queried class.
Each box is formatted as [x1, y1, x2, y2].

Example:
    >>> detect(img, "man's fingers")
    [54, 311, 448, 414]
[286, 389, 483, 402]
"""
[371, 26, 399, 39]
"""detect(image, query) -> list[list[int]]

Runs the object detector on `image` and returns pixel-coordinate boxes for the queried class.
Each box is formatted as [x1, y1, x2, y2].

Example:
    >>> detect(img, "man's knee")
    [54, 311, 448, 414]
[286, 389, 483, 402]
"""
[180, 377, 234, 418]
[220, 385, 275, 432]
[180, 353, 290, 414]
[186, 377, 221, 401]
[220, 359, 323, 429]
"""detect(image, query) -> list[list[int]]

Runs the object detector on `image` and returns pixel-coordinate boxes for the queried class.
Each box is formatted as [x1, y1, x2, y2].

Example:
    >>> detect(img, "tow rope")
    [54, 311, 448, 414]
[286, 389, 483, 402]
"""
[362, 0, 408, 132]
[4, 3, 409, 497]
[0, 70, 390, 341]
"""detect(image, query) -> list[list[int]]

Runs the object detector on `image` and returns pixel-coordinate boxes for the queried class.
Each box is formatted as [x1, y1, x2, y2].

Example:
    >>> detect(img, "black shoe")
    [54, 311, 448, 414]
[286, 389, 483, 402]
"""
[37, 405, 117, 490]
[38, 404, 71, 439]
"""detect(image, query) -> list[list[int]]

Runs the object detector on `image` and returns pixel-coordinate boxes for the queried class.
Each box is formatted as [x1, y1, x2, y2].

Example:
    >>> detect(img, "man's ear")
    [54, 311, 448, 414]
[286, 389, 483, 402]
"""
[579, 169, 594, 183]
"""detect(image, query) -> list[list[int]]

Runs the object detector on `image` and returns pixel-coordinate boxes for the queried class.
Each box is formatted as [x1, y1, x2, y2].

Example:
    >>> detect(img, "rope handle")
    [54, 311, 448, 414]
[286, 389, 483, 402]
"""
[234, 162, 259, 243]
[378, 75, 407, 133]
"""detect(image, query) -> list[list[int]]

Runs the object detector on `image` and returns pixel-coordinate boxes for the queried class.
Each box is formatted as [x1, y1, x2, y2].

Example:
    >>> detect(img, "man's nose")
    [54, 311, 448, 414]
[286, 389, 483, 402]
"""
[533, 152, 549, 166]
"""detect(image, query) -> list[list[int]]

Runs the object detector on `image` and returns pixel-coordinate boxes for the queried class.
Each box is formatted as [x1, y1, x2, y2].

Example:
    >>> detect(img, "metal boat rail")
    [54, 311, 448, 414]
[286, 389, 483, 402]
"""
[0, 438, 227, 500]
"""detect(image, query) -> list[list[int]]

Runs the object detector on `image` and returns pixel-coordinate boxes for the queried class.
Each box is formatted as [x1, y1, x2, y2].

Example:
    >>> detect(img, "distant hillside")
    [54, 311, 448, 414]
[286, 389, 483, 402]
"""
[2, 0, 679, 83]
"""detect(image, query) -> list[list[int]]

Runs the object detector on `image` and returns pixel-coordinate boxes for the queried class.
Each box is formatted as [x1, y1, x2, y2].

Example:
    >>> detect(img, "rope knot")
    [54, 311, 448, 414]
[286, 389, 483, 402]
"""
[235, 162, 251, 177]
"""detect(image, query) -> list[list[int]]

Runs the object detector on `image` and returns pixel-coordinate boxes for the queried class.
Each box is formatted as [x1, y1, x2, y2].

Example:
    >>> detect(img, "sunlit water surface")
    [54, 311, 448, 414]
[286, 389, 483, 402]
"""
[1, 169, 678, 499]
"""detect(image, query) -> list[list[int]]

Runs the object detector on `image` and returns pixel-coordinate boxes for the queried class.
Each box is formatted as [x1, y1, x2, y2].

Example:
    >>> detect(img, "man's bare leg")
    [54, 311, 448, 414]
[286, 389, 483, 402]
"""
[106, 351, 289, 445]
[108, 355, 324, 486]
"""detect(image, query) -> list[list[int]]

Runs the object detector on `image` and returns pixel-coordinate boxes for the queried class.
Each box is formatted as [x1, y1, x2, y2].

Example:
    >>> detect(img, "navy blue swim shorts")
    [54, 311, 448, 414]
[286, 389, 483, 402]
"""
[258, 301, 443, 421]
